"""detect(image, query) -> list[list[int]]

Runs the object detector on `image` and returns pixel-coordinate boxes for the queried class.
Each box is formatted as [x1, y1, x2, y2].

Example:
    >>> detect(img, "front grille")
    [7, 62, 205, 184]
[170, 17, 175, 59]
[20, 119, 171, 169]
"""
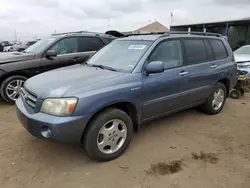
[20, 88, 37, 109]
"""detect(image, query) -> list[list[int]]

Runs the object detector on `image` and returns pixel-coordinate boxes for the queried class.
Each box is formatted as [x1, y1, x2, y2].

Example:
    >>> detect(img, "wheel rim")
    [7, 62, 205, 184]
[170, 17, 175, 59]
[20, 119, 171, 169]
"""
[6, 79, 25, 101]
[212, 88, 225, 110]
[97, 119, 127, 154]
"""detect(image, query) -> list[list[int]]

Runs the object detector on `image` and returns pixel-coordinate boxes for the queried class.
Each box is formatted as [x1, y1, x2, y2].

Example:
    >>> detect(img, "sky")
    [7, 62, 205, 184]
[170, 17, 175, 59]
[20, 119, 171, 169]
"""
[1, 0, 250, 41]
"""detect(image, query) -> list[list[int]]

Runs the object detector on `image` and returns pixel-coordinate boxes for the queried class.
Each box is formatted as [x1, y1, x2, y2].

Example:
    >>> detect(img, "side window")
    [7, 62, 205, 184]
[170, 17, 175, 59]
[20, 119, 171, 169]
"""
[148, 40, 183, 70]
[78, 37, 105, 52]
[50, 37, 78, 55]
[183, 39, 207, 65]
[204, 40, 214, 61]
[209, 39, 228, 60]
[101, 37, 114, 44]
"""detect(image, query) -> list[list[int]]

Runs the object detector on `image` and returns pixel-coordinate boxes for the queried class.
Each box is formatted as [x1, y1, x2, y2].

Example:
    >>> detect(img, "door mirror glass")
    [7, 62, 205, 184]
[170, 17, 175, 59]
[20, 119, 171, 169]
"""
[146, 61, 164, 74]
[45, 50, 57, 58]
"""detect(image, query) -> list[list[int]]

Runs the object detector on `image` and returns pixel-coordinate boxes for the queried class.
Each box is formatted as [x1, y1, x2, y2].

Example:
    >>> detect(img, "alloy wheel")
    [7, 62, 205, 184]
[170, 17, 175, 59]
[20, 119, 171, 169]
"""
[6, 79, 24, 101]
[212, 88, 225, 110]
[97, 119, 127, 154]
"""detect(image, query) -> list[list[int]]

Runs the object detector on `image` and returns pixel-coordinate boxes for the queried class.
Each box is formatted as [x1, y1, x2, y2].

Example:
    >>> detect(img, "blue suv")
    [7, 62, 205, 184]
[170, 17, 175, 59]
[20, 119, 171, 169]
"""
[16, 32, 237, 161]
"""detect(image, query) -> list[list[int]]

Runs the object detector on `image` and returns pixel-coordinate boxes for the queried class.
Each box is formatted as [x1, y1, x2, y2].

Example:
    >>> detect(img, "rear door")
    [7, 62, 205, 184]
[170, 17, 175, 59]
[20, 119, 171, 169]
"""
[181, 38, 228, 103]
[142, 39, 190, 120]
[77, 37, 106, 63]
[39, 37, 81, 73]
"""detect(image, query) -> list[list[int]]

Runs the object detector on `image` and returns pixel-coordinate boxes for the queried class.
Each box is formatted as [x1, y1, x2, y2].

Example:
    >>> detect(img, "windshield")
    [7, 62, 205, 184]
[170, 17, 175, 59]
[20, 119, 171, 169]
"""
[25, 37, 56, 53]
[87, 40, 152, 72]
[234, 46, 250, 55]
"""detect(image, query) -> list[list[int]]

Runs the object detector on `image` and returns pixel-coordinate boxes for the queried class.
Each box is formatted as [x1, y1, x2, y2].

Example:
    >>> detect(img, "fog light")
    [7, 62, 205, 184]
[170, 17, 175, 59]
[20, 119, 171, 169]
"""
[41, 126, 52, 138]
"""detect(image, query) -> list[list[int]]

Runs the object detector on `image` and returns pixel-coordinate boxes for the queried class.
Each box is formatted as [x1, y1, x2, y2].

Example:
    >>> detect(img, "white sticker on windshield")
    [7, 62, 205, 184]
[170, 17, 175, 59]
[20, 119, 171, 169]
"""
[128, 45, 146, 50]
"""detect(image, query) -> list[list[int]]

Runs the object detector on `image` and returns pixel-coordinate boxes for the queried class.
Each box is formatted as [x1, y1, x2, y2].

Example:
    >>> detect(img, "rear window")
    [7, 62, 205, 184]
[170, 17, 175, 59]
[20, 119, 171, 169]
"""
[209, 39, 228, 60]
[183, 39, 207, 65]
[204, 40, 214, 61]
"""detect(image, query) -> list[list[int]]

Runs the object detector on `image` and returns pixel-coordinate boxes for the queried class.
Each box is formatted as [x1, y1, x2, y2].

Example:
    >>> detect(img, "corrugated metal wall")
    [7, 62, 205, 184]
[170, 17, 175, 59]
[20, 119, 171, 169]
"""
[171, 24, 250, 50]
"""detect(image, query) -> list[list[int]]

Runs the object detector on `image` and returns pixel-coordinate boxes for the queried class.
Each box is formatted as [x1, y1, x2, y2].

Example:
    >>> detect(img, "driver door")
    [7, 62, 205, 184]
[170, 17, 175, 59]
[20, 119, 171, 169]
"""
[142, 39, 189, 120]
[39, 37, 81, 73]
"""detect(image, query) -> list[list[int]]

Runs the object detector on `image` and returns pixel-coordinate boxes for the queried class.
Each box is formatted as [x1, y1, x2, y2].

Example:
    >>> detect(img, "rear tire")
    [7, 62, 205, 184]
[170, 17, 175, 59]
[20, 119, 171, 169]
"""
[0, 75, 27, 104]
[201, 82, 226, 115]
[229, 89, 241, 99]
[83, 108, 133, 161]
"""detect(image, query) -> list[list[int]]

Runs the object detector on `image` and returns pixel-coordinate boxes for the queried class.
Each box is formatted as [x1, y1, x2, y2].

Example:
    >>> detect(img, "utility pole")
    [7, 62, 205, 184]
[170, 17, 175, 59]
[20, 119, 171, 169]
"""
[170, 12, 173, 31]
[14, 29, 17, 41]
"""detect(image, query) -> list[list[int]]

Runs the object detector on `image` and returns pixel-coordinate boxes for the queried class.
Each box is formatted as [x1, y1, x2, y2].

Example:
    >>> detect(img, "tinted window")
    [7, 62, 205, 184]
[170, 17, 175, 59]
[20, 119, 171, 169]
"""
[183, 39, 207, 65]
[102, 37, 114, 44]
[204, 40, 214, 61]
[50, 37, 78, 55]
[78, 37, 105, 52]
[209, 39, 228, 60]
[148, 40, 183, 70]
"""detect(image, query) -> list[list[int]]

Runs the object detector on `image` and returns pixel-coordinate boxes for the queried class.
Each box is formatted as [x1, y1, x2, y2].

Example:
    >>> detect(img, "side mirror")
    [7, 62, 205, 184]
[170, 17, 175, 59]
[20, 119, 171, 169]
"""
[45, 50, 57, 58]
[146, 61, 164, 74]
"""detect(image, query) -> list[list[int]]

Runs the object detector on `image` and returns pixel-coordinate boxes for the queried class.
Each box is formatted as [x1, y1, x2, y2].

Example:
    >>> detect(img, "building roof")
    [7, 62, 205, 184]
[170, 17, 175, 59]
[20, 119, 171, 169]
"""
[134, 21, 169, 33]
[172, 17, 250, 27]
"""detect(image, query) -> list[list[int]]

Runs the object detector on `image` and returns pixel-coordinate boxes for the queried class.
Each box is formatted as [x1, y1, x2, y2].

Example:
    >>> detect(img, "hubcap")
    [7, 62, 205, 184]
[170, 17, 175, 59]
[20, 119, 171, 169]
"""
[6, 80, 24, 101]
[97, 119, 127, 154]
[212, 88, 225, 110]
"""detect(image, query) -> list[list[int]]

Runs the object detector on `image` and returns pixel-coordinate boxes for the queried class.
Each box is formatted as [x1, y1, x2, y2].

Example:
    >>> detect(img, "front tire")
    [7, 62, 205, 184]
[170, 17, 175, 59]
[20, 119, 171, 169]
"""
[83, 108, 133, 161]
[201, 82, 226, 115]
[0, 75, 27, 104]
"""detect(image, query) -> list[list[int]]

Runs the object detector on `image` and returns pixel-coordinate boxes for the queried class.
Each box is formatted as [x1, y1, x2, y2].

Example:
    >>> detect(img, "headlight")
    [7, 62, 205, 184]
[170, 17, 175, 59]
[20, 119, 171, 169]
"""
[41, 98, 78, 116]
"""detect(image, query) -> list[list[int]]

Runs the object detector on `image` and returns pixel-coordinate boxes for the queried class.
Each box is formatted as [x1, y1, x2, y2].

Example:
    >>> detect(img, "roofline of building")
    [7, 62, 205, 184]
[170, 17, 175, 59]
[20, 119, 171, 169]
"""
[172, 17, 250, 27]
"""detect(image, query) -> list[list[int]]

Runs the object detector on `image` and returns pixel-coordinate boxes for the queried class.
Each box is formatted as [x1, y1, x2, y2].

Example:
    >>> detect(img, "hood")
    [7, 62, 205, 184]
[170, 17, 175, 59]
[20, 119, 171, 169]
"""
[0, 52, 35, 64]
[234, 54, 250, 63]
[25, 64, 124, 98]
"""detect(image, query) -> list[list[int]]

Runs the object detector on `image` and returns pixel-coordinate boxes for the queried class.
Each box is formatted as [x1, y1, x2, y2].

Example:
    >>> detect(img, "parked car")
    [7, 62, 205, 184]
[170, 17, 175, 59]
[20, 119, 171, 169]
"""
[0, 41, 11, 52]
[0, 43, 3, 52]
[10, 41, 38, 52]
[0, 32, 115, 103]
[4, 42, 22, 52]
[234, 45, 250, 78]
[0, 41, 11, 47]
[16, 32, 237, 161]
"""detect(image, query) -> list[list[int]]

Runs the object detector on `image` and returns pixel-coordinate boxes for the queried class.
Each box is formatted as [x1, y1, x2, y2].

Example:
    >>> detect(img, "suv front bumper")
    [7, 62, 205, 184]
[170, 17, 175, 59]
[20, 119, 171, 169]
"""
[16, 97, 91, 144]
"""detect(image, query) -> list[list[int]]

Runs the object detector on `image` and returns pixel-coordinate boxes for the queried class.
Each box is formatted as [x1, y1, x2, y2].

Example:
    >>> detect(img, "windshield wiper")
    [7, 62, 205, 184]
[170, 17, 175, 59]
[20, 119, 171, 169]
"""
[89, 64, 118, 72]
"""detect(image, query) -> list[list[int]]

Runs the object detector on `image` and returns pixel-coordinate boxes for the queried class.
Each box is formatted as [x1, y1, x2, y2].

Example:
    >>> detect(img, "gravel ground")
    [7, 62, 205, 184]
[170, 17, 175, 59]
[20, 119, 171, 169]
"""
[0, 96, 249, 188]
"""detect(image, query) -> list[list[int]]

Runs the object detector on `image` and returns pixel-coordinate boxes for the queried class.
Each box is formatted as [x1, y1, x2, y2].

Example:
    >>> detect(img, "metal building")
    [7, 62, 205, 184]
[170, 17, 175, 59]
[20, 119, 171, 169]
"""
[171, 17, 250, 50]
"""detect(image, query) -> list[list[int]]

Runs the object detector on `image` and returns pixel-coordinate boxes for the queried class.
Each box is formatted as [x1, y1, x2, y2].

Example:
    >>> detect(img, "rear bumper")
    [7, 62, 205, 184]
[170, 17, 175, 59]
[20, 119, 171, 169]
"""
[16, 97, 92, 144]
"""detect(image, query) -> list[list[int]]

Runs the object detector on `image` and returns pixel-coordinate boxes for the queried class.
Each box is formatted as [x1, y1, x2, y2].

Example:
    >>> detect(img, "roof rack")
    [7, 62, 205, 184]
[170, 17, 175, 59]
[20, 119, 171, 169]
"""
[51, 31, 115, 38]
[121, 32, 166, 38]
[161, 31, 222, 37]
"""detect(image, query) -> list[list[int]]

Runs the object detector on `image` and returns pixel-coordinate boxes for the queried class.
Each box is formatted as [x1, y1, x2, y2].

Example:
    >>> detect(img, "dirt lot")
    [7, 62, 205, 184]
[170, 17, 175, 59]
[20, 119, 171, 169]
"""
[0, 96, 249, 188]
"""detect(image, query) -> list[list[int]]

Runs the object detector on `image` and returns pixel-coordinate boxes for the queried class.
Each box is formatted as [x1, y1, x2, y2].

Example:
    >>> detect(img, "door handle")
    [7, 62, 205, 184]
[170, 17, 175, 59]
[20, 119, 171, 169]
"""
[211, 64, 217, 69]
[179, 71, 188, 76]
